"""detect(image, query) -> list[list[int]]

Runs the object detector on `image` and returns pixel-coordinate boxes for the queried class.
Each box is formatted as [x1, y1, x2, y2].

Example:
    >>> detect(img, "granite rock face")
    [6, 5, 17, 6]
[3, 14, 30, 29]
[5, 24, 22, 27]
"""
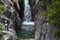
[29, 0, 60, 40]
[0, 0, 22, 40]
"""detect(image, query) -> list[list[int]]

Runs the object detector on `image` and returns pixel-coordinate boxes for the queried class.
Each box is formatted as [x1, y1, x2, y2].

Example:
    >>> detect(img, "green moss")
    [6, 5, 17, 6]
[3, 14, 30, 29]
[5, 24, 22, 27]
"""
[40, 11, 47, 17]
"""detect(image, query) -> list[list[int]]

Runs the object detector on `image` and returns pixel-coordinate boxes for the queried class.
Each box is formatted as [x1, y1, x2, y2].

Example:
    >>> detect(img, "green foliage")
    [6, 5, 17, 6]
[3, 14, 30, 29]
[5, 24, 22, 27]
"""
[0, 5, 6, 15]
[47, 0, 60, 26]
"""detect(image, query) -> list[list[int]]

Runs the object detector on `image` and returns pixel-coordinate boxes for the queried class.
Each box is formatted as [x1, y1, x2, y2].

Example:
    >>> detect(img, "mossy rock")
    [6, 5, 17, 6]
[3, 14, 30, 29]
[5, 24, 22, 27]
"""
[40, 11, 47, 17]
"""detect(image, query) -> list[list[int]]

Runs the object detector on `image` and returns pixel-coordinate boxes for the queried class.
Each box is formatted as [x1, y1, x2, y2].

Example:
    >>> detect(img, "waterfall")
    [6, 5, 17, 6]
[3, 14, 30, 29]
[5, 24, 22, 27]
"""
[24, 0, 31, 22]
[21, 0, 35, 38]
[22, 0, 34, 25]
[22, 0, 34, 30]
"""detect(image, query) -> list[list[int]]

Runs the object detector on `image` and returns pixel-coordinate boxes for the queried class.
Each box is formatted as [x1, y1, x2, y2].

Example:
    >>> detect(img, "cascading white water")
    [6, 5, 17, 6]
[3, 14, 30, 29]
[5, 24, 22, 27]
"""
[21, 0, 35, 38]
[22, 0, 34, 25]
[22, 0, 34, 30]
[24, 0, 31, 22]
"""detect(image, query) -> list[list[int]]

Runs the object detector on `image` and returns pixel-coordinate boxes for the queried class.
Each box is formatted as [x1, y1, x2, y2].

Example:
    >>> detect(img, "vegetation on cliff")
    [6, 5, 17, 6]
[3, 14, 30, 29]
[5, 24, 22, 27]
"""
[0, 5, 6, 15]
[48, 0, 60, 37]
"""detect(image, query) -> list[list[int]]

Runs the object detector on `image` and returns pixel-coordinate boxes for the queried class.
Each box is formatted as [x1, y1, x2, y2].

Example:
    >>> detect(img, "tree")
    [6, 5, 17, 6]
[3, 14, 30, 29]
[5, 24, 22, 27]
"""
[48, 0, 60, 37]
